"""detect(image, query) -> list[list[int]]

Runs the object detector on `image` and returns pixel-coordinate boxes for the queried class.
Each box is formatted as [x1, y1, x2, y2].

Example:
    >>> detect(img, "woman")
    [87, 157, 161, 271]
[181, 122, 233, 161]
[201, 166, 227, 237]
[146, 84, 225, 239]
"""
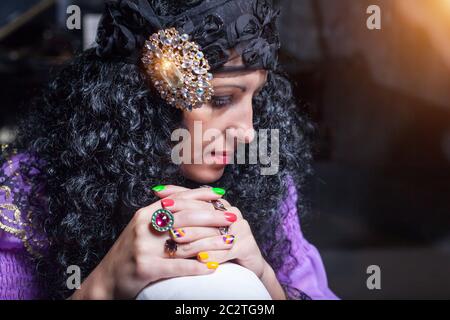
[0, 0, 337, 300]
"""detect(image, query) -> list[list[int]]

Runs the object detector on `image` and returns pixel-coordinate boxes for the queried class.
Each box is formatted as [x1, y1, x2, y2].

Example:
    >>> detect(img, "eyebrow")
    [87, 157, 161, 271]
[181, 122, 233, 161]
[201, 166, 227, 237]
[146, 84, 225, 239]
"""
[213, 67, 258, 77]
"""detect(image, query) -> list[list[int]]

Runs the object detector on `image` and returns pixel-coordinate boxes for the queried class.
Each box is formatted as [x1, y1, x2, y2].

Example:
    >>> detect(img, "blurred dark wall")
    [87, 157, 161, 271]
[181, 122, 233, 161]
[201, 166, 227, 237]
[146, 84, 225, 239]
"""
[277, 0, 450, 299]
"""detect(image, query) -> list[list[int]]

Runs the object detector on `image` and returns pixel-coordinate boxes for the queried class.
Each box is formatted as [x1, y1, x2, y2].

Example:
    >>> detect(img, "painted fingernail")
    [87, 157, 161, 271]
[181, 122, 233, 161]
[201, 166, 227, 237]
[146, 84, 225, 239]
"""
[212, 187, 226, 196]
[224, 212, 237, 222]
[170, 228, 185, 238]
[152, 185, 166, 192]
[161, 198, 174, 207]
[197, 252, 209, 261]
[206, 261, 219, 269]
[223, 235, 235, 244]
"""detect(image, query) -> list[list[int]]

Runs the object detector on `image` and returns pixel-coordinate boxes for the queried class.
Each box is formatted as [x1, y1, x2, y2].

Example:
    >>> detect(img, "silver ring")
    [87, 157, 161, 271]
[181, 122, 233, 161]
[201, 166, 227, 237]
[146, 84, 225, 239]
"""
[201, 186, 229, 235]
[218, 226, 229, 235]
[211, 199, 227, 211]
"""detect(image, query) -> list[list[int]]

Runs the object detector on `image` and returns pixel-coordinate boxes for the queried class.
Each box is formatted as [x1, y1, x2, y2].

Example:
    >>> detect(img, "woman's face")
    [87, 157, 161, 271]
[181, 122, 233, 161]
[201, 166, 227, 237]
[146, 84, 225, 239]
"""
[180, 55, 268, 183]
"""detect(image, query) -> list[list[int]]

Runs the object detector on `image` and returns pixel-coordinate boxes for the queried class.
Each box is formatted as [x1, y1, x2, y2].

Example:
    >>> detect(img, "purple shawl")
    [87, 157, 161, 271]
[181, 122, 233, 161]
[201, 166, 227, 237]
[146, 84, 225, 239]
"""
[0, 149, 337, 300]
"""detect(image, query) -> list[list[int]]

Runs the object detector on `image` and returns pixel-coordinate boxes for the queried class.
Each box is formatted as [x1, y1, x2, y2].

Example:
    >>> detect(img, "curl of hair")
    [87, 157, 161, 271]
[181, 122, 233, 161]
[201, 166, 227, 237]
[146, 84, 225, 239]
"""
[16, 45, 314, 298]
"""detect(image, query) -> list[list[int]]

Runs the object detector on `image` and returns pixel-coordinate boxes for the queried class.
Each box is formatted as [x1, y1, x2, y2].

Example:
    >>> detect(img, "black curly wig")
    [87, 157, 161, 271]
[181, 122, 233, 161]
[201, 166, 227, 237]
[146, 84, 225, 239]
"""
[15, 0, 315, 299]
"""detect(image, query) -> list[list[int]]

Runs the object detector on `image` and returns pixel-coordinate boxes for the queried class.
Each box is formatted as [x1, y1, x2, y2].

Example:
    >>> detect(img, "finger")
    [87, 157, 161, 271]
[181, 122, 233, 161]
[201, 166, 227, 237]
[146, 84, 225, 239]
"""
[134, 201, 164, 228]
[151, 185, 191, 198]
[217, 198, 232, 208]
[174, 234, 235, 259]
[161, 198, 212, 213]
[196, 250, 233, 264]
[169, 227, 221, 243]
[158, 258, 218, 279]
[172, 209, 237, 228]
[224, 206, 244, 220]
[171, 187, 227, 201]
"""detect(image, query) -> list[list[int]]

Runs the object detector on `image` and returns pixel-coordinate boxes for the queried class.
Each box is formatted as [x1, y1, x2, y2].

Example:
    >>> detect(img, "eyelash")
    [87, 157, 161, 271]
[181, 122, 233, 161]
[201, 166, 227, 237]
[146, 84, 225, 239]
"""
[211, 95, 233, 108]
[210, 89, 264, 108]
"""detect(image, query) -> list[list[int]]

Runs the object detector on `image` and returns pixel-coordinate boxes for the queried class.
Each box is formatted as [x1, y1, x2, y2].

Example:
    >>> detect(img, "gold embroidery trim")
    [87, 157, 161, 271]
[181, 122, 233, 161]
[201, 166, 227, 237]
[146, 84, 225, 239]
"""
[0, 185, 11, 199]
[0, 204, 43, 258]
[0, 151, 44, 258]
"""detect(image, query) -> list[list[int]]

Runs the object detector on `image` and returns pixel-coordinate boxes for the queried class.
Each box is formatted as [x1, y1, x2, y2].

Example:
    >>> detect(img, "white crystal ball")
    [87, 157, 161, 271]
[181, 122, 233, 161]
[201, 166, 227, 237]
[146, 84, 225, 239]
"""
[136, 262, 272, 300]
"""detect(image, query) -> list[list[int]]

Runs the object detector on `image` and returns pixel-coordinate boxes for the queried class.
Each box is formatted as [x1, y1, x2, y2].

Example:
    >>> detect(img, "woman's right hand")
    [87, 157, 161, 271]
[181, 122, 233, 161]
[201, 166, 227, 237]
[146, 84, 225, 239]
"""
[70, 187, 232, 300]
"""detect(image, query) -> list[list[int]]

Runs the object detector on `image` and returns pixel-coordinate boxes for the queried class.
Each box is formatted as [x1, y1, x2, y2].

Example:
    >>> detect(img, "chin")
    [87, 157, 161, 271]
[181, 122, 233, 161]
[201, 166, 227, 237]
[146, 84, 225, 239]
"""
[181, 164, 226, 184]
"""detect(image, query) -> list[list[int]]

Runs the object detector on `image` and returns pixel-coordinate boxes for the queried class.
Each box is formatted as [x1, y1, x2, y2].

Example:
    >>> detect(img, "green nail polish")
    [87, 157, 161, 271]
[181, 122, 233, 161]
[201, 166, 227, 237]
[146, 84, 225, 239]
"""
[152, 185, 166, 192]
[212, 187, 226, 196]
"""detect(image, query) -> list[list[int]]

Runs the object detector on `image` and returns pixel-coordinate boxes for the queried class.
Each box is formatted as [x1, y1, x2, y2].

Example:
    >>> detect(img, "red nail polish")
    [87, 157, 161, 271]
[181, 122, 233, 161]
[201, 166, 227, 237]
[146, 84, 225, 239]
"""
[224, 212, 237, 222]
[161, 198, 174, 208]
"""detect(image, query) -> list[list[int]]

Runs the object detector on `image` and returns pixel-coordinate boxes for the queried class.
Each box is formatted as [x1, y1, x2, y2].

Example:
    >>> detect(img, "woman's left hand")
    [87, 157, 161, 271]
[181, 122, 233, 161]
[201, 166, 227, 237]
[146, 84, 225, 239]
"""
[153, 185, 268, 278]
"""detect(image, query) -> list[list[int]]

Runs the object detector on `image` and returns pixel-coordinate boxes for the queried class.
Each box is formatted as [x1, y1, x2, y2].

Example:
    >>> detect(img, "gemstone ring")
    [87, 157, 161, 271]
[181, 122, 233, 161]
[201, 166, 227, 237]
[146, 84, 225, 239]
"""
[211, 199, 227, 211]
[151, 208, 174, 232]
[165, 238, 178, 258]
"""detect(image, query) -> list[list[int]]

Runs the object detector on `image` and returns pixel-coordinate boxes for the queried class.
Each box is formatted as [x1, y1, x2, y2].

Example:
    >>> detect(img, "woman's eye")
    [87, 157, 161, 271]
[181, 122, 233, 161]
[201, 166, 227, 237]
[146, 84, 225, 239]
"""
[211, 95, 233, 108]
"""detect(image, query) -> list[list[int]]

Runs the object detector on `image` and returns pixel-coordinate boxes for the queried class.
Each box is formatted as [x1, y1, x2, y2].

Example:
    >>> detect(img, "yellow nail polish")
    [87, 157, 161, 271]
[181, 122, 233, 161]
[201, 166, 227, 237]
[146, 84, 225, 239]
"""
[206, 261, 219, 269]
[197, 252, 209, 261]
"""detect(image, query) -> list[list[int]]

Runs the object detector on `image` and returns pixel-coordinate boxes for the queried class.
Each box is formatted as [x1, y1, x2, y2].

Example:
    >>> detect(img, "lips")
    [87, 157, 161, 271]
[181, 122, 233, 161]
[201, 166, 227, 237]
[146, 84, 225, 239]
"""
[212, 151, 230, 157]
[209, 151, 232, 165]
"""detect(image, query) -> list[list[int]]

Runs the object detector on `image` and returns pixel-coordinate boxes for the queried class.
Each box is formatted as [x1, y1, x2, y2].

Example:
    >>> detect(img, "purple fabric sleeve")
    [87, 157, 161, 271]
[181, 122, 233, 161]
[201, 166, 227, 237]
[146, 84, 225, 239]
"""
[276, 178, 339, 300]
[0, 149, 47, 299]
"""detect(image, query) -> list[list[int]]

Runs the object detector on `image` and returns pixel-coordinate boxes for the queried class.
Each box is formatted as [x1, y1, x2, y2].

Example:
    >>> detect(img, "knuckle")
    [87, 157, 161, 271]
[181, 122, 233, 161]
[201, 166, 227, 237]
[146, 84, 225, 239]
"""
[134, 208, 146, 220]
[229, 219, 249, 232]
[133, 223, 147, 239]
[184, 262, 201, 275]
[185, 261, 203, 275]
[134, 255, 151, 279]
[238, 220, 251, 230]
[135, 261, 148, 279]
[219, 252, 231, 263]
[174, 191, 188, 199]
[162, 261, 177, 276]
[179, 242, 193, 255]
[229, 206, 240, 213]
[220, 199, 232, 207]
[240, 219, 250, 227]
[132, 239, 147, 259]
[184, 228, 197, 240]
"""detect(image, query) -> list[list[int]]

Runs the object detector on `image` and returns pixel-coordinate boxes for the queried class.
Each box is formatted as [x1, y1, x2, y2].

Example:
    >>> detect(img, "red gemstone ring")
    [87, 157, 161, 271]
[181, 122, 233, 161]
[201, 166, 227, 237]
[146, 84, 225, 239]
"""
[151, 208, 174, 232]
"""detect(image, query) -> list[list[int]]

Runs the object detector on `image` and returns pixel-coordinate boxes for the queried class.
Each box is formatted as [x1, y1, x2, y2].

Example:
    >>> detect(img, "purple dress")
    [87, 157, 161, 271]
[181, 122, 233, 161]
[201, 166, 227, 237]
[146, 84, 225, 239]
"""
[0, 148, 338, 300]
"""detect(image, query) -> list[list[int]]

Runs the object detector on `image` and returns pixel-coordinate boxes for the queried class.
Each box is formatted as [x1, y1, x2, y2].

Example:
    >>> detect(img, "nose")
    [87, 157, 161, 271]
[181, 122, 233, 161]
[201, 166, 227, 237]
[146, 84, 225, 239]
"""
[226, 95, 255, 144]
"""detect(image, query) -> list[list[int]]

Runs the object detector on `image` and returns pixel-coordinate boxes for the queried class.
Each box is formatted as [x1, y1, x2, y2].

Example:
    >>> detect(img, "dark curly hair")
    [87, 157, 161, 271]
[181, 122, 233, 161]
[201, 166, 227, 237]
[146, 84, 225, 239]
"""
[15, 2, 314, 300]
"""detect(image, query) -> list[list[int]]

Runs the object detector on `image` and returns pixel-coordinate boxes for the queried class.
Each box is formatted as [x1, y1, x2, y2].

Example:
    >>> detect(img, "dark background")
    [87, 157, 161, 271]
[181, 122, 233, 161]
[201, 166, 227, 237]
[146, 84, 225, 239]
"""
[0, 0, 449, 299]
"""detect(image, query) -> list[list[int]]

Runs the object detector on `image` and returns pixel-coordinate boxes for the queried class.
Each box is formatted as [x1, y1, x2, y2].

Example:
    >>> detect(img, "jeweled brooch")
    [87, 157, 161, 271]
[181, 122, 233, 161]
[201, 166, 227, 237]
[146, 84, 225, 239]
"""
[141, 27, 214, 111]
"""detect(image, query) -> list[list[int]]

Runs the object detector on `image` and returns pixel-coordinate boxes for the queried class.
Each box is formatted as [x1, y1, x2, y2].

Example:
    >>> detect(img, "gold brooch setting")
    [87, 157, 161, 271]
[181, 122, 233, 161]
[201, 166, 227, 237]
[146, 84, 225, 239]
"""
[141, 28, 214, 111]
